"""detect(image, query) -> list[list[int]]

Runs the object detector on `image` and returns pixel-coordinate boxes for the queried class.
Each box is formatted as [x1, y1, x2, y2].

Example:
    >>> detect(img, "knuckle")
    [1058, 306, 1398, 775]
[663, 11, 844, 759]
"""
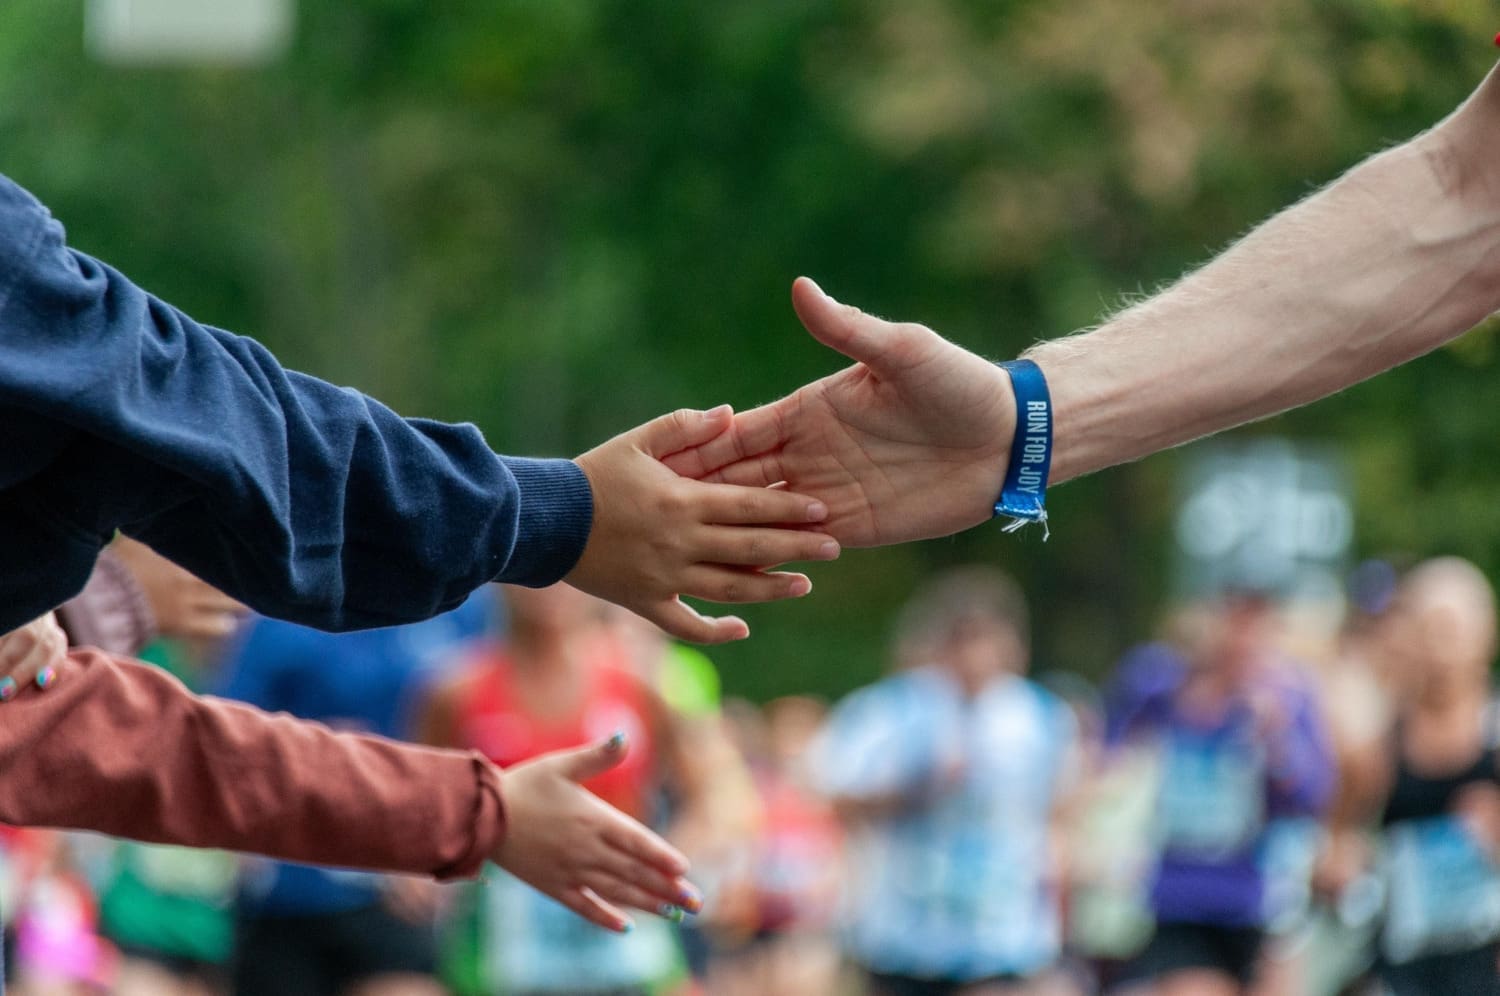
[654, 487, 685, 518]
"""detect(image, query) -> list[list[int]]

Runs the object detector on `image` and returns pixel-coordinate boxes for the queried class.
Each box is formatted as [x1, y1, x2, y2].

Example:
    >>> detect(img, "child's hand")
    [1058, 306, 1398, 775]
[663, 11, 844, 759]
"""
[0, 612, 66, 700]
[570, 406, 840, 644]
[491, 734, 703, 933]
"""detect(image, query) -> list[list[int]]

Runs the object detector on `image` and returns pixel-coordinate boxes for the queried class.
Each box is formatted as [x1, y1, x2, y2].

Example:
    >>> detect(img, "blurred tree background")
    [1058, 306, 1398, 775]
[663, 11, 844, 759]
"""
[3, 0, 1498, 699]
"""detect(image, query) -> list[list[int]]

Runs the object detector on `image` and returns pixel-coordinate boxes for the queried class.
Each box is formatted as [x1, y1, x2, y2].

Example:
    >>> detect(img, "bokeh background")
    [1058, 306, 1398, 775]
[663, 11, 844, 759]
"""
[5, 0, 1499, 699]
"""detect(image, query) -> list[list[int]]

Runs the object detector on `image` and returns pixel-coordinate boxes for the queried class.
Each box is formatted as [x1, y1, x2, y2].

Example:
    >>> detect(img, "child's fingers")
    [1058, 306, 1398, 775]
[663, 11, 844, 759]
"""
[601, 822, 691, 879]
[680, 567, 812, 604]
[580, 873, 686, 921]
[692, 526, 839, 568]
[696, 483, 828, 525]
[643, 599, 749, 645]
[0, 614, 66, 696]
[695, 453, 789, 489]
[634, 406, 734, 459]
[660, 404, 787, 477]
[557, 885, 634, 934]
[550, 733, 630, 783]
[591, 850, 700, 911]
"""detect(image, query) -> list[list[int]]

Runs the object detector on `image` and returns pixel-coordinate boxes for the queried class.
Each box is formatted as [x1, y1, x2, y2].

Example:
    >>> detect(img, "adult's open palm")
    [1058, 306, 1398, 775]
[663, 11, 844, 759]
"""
[665, 279, 1017, 547]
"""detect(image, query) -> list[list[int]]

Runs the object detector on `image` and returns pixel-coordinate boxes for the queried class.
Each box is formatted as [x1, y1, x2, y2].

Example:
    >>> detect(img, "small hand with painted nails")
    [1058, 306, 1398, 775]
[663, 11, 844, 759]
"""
[0, 612, 66, 701]
[490, 733, 703, 932]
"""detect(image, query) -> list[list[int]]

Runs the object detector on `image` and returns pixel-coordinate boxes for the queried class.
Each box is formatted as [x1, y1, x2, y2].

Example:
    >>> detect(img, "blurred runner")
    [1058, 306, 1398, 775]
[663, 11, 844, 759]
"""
[3, 831, 114, 996]
[96, 640, 237, 996]
[47, 540, 249, 996]
[1107, 592, 1335, 996]
[217, 591, 496, 996]
[418, 583, 724, 996]
[1290, 562, 1403, 996]
[708, 697, 844, 996]
[1365, 558, 1500, 995]
[592, 605, 761, 991]
[811, 566, 1081, 996]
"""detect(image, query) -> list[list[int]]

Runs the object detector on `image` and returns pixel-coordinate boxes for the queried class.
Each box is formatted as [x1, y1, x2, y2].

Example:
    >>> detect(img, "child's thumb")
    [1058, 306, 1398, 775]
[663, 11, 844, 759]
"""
[635, 406, 733, 458]
[560, 731, 629, 783]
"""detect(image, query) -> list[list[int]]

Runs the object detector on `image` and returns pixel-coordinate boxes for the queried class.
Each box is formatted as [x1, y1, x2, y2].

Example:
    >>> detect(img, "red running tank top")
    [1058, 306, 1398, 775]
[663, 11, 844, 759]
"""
[451, 644, 657, 821]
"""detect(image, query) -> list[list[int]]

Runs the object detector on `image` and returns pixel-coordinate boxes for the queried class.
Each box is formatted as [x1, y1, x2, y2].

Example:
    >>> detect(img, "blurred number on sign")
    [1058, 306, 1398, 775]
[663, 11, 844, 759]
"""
[1174, 438, 1352, 599]
[87, 0, 293, 64]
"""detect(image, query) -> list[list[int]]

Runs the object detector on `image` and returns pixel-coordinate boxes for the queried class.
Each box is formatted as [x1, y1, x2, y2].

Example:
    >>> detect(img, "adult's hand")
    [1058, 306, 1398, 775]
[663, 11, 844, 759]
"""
[666, 278, 1017, 547]
[569, 405, 840, 644]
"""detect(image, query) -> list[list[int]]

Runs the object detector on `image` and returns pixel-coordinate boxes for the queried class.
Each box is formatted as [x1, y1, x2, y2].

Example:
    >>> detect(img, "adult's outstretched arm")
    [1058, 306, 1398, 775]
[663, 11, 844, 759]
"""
[669, 58, 1500, 545]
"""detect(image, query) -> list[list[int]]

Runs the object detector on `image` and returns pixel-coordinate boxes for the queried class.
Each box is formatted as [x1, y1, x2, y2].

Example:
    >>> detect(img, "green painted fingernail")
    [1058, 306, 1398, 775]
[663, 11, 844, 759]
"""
[0, 677, 16, 702]
[659, 904, 686, 923]
[35, 666, 56, 690]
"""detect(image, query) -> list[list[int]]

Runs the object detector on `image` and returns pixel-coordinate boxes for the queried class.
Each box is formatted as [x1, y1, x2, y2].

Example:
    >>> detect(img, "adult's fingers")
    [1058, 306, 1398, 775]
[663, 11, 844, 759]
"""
[692, 525, 838, 567]
[695, 483, 827, 525]
[681, 566, 812, 604]
[634, 406, 733, 459]
[643, 598, 749, 645]
[662, 404, 787, 478]
[556, 885, 633, 934]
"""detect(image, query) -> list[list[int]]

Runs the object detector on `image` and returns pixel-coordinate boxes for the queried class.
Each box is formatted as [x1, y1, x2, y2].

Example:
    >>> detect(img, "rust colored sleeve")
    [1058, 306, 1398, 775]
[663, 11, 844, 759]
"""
[0, 648, 504, 880]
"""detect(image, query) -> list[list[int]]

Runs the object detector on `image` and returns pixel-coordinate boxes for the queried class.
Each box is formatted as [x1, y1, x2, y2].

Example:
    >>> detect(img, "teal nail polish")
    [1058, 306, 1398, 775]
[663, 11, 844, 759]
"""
[0, 677, 16, 702]
[619, 919, 635, 934]
[659, 904, 686, 923]
[606, 730, 626, 751]
[35, 666, 56, 690]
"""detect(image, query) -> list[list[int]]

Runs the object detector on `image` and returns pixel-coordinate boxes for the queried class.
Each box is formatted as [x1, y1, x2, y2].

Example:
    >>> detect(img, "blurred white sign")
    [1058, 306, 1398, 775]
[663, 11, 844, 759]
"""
[87, 0, 293, 64]
[1174, 438, 1352, 601]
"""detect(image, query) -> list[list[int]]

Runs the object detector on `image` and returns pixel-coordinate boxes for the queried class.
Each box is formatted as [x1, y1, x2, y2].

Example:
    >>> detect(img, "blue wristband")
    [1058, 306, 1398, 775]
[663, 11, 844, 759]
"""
[993, 359, 1052, 538]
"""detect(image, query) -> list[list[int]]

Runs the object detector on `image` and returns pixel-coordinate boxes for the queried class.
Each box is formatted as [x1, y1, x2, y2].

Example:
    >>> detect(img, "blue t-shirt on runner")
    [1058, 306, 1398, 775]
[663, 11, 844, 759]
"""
[811, 666, 1077, 981]
[217, 589, 498, 916]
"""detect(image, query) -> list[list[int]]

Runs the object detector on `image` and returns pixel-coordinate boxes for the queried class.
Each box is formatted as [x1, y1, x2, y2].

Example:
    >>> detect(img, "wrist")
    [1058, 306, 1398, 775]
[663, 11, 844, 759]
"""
[1022, 343, 1131, 485]
[992, 359, 1053, 533]
[962, 359, 1018, 531]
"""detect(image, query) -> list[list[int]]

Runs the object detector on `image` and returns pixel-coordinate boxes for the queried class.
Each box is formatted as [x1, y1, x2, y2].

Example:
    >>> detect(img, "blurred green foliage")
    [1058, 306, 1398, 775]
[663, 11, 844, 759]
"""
[3, 0, 1498, 699]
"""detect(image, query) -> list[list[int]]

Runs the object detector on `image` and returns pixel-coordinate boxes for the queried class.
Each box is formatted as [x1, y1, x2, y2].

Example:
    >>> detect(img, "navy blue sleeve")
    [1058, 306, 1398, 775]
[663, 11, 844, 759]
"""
[0, 174, 592, 633]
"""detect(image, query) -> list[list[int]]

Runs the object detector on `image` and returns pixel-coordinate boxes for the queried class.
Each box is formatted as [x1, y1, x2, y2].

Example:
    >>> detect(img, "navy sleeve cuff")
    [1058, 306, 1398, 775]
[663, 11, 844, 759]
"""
[498, 457, 594, 588]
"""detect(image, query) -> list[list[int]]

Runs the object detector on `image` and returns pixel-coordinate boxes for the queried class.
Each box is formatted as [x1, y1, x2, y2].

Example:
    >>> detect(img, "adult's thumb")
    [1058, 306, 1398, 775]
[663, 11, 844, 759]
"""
[559, 731, 630, 783]
[791, 276, 904, 373]
[636, 406, 734, 458]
